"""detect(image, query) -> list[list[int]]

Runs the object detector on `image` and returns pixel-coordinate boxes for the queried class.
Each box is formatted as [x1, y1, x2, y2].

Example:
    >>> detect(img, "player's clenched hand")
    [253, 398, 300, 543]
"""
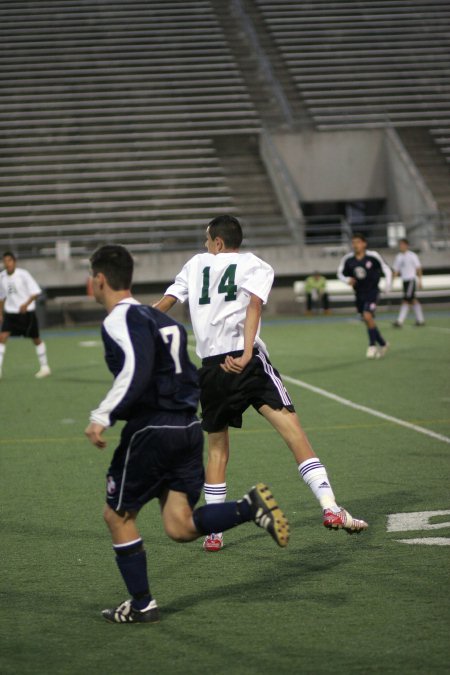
[220, 354, 251, 374]
[85, 422, 107, 448]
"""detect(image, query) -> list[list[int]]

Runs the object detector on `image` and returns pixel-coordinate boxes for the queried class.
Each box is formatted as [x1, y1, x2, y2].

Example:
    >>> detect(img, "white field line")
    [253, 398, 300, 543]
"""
[281, 374, 450, 445]
[186, 337, 450, 444]
[428, 326, 450, 334]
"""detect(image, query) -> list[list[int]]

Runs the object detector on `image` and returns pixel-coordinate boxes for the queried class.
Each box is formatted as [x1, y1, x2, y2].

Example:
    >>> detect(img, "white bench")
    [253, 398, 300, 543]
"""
[293, 274, 450, 305]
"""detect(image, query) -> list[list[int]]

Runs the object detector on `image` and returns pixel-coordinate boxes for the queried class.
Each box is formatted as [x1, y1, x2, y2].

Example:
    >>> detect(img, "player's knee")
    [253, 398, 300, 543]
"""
[163, 512, 194, 542]
[163, 522, 190, 542]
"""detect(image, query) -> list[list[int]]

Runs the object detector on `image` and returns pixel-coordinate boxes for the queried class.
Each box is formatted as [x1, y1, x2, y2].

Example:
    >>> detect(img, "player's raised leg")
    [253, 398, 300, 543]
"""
[259, 405, 368, 534]
[161, 486, 290, 548]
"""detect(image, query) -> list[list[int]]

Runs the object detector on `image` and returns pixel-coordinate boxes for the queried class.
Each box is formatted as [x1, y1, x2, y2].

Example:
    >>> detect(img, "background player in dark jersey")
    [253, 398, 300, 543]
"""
[84, 244, 289, 624]
[338, 233, 392, 359]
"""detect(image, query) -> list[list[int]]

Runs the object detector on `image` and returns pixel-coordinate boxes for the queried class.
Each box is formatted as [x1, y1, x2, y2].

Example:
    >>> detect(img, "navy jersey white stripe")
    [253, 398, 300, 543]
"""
[256, 349, 292, 407]
[90, 298, 200, 428]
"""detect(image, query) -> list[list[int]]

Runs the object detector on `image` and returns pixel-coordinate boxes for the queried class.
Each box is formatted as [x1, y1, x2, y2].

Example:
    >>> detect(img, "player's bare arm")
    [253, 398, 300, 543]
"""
[19, 293, 39, 314]
[417, 267, 423, 289]
[221, 293, 263, 374]
[85, 421, 107, 449]
[153, 294, 178, 313]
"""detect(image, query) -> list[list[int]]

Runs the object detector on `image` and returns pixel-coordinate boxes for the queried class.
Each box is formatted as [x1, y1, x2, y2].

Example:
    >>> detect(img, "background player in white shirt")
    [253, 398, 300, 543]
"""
[0, 251, 51, 379]
[392, 238, 425, 327]
[155, 215, 368, 551]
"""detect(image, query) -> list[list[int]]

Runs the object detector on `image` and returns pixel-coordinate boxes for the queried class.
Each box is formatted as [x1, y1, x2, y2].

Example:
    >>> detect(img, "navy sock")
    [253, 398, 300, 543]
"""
[367, 328, 377, 345]
[373, 328, 386, 346]
[192, 499, 252, 535]
[113, 539, 152, 610]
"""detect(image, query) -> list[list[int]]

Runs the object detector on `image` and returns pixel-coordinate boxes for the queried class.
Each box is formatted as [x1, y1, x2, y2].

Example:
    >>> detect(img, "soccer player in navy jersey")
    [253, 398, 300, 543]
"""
[337, 233, 392, 359]
[84, 244, 289, 624]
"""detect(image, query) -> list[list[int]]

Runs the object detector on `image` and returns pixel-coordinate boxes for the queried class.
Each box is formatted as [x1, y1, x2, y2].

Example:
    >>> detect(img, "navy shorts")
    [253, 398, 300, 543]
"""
[199, 348, 295, 433]
[106, 410, 204, 513]
[403, 279, 416, 301]
[1, 311, 40, 338]
[356, 292, 379, 316]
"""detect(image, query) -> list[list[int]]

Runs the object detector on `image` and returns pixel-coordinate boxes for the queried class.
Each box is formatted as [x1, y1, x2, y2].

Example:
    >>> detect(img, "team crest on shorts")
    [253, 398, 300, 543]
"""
[107, 475, 117, 495]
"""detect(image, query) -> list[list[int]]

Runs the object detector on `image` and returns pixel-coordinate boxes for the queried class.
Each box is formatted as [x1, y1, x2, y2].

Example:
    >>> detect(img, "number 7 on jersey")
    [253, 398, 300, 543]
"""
[159, 325, 182, 373]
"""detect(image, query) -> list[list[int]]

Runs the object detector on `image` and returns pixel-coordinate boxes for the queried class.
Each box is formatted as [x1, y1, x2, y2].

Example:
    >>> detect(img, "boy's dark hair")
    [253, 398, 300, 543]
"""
[3, 251, 16, 260]
[90, 245, 133, 291]
[399, 238, 409, 245]
[208, 214, 243, 249]
[351, 232, 367, 243]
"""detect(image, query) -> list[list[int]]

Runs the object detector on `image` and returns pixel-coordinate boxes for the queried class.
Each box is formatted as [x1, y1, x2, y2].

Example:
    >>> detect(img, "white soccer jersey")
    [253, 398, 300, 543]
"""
[393, 251, 421, 281]
[0, 267, 42, 312]
[165, 251, 274, 359]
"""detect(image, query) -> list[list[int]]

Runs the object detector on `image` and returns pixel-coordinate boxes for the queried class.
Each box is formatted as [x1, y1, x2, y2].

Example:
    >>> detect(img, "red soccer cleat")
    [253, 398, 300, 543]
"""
[203, 533, 224, 552]
[323, 508, 368, 535]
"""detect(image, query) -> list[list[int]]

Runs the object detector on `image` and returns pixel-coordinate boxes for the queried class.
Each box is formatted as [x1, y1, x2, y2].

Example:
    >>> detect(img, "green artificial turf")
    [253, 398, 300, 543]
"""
[1, 313, 449, 674]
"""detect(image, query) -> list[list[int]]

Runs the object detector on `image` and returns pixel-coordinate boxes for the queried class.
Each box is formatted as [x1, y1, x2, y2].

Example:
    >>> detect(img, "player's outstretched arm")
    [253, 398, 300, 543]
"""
[153, 295, 178, 313]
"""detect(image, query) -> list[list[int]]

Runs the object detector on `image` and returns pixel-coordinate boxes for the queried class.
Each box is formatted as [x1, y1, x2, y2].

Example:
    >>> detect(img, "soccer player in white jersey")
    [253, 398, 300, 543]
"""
[392, 238, 425, 328]
[0, 251, 51, 379]
[155, 215, 368, 551]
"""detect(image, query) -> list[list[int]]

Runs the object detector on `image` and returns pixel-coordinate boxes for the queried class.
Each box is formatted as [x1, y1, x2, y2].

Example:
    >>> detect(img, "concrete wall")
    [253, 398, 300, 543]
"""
[271, 129, 386, 202]
[21, 244, 450, 295]
[384, 127, 439, 224]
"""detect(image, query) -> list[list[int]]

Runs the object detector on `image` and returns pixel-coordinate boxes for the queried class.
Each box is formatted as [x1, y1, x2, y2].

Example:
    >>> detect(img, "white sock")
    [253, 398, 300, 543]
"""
[0, 343, 5, 369]
[204, 482, 227, 537]
[397, 303, 409, 324]
[413, 302, 424, 323]
[298, 458, 338, 511]
[36, 342, 48, 367]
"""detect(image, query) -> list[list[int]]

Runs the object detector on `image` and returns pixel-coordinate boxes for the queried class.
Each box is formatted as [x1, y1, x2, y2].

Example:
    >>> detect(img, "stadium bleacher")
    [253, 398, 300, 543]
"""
[0, 0, 449, 261]
[0, 0, 288, 256]
[253, 0, 450, 232]
[255, 0, 450, 129]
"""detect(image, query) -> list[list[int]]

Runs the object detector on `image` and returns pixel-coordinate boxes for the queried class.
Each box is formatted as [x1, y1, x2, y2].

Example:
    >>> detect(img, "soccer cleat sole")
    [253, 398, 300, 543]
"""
[250, 483, 290, 547]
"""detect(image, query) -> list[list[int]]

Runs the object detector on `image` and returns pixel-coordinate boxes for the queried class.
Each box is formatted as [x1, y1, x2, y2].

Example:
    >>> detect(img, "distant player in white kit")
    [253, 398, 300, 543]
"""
[392, 239, 425, 327]
[0, 251, 51, 379]
[155, 215, 368, 551]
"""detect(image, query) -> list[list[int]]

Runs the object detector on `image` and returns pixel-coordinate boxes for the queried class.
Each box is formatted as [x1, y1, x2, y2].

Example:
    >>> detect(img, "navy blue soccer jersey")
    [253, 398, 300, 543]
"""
[337, 250, 392, 295]
[90, 298, 199, 427]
